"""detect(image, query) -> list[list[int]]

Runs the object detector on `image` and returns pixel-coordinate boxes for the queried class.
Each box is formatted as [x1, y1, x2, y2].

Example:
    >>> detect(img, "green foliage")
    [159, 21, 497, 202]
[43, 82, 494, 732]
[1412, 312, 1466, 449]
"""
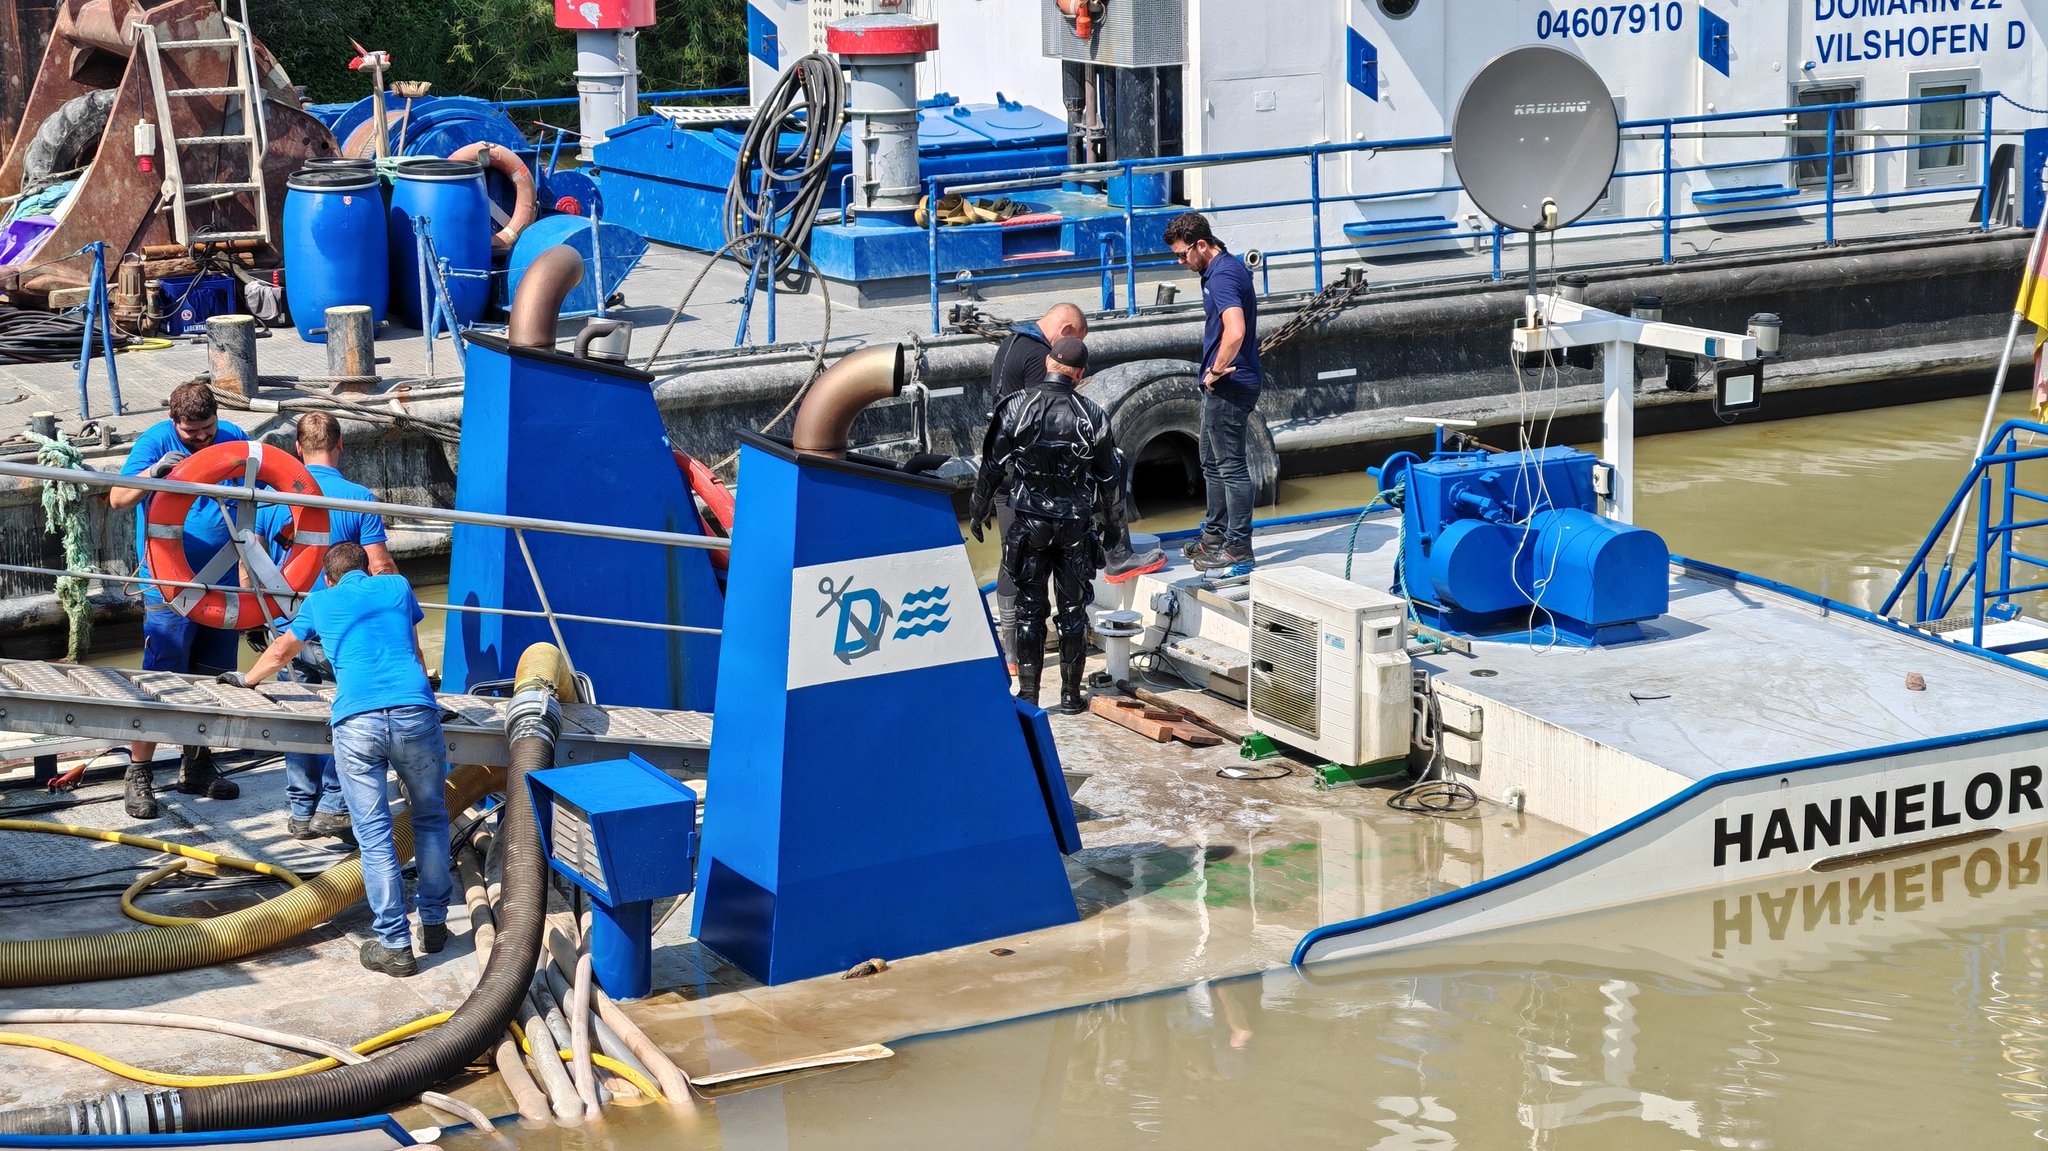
[249, 0, 744, 110]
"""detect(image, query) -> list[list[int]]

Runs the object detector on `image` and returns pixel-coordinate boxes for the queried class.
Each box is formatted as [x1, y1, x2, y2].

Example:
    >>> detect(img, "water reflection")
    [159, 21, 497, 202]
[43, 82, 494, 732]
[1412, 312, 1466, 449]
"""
[468, 830, 2048, 1150]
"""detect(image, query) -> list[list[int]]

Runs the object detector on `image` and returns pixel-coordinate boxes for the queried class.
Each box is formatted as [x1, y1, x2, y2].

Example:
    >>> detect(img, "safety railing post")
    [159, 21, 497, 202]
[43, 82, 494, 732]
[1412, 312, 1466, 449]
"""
[1824, 109, 1838, 247]
[1309, 149, 1325, 292]
[1490, 225, 1503, 281]
[1980, 94, 1995, 233]
[1661, 120, 1674, 264]
[1099, 236, 1118, 312]
[1122, 160, 1138, 317]
[927, 175, 942, 335]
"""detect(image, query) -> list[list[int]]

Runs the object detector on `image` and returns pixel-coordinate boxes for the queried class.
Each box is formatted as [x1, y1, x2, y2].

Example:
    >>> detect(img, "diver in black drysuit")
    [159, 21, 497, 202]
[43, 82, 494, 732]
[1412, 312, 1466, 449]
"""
[969, 340, 1130, 714]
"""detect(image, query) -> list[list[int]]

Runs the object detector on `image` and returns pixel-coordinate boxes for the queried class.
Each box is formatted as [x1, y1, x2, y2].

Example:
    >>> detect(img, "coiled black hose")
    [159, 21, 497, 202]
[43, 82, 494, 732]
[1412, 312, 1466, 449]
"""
[0, 653, 570, 1137]
[0, 305, 130, 364]
[724, 52, 847, 281]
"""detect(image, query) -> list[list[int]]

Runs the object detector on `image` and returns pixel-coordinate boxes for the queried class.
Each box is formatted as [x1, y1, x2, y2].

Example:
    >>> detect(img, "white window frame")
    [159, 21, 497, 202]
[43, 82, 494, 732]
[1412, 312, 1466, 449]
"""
[1908, 70, 1980, 187]
[1791, 79, 1861, 190]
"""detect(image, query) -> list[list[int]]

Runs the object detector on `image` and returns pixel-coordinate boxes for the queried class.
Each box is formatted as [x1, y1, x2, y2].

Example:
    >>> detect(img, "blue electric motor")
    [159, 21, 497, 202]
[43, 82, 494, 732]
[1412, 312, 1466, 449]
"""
[1388, 445, 1670, 645]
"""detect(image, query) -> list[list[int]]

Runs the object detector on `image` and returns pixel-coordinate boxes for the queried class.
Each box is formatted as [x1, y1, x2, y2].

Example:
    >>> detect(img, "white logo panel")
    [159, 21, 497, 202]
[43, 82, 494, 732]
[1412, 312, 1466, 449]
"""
[788, 545, 994, 690]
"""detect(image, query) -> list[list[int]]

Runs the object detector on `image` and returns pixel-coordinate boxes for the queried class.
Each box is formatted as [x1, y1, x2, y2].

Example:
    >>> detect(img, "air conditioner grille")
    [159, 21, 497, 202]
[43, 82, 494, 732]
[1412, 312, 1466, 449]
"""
[1250, 601, 1319, 737]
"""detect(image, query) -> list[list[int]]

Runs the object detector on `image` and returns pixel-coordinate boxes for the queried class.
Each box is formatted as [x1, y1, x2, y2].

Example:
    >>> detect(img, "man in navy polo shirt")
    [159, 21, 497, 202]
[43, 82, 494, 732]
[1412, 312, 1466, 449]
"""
[1165, 212, 1262, 576]
[230, 541, 450, 978]
[269, 411, 399, 843]
[108, 380, 250, 818]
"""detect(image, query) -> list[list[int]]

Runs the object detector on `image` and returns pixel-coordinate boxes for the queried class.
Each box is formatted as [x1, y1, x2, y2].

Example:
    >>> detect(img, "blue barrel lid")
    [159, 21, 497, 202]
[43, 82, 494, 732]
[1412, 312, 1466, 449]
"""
[392, 157, 484, 182]
[288, 166, 378, 192]
[952, 102, 1066, 145]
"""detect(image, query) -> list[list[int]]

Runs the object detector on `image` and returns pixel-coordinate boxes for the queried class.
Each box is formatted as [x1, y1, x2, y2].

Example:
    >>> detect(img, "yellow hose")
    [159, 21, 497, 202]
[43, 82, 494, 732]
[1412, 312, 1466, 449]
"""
[0, 819, 306, 927]
[0, 1012, 454, 1088]
[509, 1020, 664, 1102]
[0, 766, 500, 987]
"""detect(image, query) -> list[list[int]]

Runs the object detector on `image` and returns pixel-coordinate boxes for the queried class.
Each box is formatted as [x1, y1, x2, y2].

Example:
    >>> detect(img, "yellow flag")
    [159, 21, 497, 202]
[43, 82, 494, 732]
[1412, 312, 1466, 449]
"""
[2024, 239, 2048, 422]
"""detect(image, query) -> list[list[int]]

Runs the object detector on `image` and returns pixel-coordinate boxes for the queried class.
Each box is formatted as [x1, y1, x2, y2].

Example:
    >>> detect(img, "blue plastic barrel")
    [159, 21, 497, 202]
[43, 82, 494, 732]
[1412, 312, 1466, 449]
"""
[282, 168, 387, 343]
[388, 157, 491, 327]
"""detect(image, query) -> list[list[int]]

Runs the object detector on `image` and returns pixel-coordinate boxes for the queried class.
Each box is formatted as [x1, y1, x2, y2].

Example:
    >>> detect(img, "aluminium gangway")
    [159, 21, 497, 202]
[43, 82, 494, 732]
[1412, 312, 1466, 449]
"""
[0, 659, 713, 774]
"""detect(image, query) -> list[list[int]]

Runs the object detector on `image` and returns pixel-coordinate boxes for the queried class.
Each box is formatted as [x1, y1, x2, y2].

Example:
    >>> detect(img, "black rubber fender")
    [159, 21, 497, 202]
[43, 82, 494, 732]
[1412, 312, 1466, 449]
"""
[22, 88, 117, 196]
[1087, 357, 1280, 515]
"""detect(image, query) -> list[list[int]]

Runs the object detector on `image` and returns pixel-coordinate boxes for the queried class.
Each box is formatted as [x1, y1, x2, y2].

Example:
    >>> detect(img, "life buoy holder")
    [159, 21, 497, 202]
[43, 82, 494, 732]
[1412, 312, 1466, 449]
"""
[145, 441, 332, 630]
[674, 449, 734, 572]
[450, 141, 538, 255]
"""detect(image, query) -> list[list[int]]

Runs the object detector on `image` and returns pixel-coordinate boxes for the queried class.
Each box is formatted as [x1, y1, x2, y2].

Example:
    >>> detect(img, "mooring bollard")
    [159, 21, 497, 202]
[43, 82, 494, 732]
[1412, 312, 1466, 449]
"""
[29, 411, 56, 441]
[326, 305, 377, 393]
[206, 315, 257, 397]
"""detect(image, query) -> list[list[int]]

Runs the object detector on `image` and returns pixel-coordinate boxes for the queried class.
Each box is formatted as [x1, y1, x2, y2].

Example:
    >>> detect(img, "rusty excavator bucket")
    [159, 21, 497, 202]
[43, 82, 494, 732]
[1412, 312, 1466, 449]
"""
[0, 0, 336, 301]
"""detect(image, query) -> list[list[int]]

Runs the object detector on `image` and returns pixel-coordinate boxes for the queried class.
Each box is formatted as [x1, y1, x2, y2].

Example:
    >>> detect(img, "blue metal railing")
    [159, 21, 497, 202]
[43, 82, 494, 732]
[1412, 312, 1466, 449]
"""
[1883, 418, 2048, 648]
[902, 89, 2004, 335]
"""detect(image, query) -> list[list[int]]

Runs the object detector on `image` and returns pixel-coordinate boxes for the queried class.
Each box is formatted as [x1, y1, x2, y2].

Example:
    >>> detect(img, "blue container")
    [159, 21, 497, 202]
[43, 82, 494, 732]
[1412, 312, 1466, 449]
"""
[154, 272, 240, 337]
[282, 168, 387, 343]
[495, 214, 648, 316]
[388, 157, 491, 327]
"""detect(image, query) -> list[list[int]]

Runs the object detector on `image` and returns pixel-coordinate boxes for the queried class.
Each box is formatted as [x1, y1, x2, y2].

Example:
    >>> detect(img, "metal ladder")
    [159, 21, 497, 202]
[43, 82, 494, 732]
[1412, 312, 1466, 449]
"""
[137, 8, 270, 247]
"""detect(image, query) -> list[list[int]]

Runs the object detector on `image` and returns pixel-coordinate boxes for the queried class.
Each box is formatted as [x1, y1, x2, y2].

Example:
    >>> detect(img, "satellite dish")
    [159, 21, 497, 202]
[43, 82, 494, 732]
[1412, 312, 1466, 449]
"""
[1451, 46, 1620, 233]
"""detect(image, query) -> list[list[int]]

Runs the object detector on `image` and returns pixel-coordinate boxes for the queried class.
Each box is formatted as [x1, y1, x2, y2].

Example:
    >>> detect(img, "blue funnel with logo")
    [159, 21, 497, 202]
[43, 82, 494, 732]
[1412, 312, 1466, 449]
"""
[694, 404, 1079, 985]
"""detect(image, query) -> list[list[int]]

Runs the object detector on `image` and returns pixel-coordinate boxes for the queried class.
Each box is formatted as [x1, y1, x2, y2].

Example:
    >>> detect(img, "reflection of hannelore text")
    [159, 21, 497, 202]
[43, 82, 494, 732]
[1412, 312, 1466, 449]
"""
[1713, 834, 2044, 950]
[1712, 765, 2045, 866]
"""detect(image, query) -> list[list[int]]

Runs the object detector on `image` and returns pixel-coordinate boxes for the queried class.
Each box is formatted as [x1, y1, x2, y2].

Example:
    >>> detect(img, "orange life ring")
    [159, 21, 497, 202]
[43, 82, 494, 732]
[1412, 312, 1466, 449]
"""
[450, 141, 538, 255]
[145, 441, 332, 630]
[674, 449, 734, 572]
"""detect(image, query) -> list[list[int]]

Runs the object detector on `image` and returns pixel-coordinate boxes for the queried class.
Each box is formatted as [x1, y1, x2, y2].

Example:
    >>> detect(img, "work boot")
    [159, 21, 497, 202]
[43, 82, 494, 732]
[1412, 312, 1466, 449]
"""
[174, 745, 238, 800]
[1015, 658, 1043, 706]
[359, 939, 418, 978]
[1181, 530, 1222, 560]
[1099, 501, 1167, 583]
[123, 760, 159, 820]
[1193, 542, 1258, 577]
[1057, 653, 1089, 716]
[418, 922, 448, 954]
[308, 809, 352, 838]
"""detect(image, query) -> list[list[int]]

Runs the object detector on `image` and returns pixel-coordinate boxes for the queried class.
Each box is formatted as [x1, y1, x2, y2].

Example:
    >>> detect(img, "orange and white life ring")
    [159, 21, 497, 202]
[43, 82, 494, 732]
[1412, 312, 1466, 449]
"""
[674, 449, 734, 572]
[145, 441, 332, 630]
[450, 141, 537, 255]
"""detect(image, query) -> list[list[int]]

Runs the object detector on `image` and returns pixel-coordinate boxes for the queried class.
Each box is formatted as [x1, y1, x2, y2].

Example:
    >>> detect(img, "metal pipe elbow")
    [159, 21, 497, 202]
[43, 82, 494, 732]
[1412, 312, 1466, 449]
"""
[507, 247, 586, 350]
[791, 344, 905, 458]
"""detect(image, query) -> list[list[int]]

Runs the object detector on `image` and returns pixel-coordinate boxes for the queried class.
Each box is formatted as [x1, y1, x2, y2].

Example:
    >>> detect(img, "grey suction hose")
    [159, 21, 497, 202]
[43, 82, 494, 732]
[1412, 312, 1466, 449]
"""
[0, 645, 573, 1137]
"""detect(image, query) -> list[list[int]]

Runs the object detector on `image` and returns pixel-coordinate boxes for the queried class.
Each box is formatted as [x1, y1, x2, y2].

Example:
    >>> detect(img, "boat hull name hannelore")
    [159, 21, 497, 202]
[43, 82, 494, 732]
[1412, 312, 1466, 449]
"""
[1713, 764, 2044, 866]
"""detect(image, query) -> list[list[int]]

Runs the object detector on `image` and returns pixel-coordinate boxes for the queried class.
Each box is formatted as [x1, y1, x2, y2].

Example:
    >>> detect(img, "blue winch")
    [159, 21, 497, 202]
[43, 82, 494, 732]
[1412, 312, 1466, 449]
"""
[1383, 444, 1670, 645]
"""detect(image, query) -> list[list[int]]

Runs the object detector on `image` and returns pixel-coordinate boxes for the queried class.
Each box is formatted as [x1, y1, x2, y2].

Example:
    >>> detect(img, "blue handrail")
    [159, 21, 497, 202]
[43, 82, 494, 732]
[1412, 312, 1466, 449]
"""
[491, 86, 746, 111]
[1883, 418, 2048, 648]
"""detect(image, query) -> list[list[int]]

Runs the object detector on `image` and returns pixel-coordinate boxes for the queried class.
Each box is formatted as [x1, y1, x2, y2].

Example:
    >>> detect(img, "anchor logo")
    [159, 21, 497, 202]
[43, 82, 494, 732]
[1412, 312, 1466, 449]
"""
[818, 575, 893, 664]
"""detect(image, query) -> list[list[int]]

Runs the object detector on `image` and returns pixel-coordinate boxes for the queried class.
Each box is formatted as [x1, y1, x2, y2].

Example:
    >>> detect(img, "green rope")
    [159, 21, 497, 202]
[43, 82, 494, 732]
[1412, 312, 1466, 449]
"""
[27, 429, 94, 660]
[1343, 481, 1403, 583]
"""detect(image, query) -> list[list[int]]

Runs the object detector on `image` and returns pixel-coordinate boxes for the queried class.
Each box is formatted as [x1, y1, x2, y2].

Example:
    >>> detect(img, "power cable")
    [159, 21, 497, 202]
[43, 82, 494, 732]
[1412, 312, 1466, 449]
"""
[725, 53, 847, 283]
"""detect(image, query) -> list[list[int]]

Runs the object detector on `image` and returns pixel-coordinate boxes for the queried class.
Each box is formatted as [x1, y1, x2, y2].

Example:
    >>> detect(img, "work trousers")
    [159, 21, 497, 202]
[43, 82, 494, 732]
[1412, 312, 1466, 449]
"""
[1200, 389, 1256, 548]
[332, 705, 453, 952]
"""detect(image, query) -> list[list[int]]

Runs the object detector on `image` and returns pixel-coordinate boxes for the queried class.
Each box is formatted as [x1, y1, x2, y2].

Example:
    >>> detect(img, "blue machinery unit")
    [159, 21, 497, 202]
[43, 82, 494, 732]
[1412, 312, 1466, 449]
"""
[692, 425, 1080, 985]
[1385, 445, 1671, 646]
[594, 97, 1177, 288]
[443, 331, 723, 711]
[449, 293, 1079, 986]
[527, 755, 697, 1000]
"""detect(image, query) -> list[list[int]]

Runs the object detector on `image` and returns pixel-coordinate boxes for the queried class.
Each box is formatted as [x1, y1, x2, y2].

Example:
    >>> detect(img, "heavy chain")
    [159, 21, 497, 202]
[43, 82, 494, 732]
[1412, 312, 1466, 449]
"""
[945, 302, 1016, 342]
[1259, 269, 1370, 358]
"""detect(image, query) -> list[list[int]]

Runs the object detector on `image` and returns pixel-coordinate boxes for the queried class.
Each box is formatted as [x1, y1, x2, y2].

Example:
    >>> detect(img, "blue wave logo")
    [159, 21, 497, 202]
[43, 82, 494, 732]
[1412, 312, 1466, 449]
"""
[894, 586, 952, 639]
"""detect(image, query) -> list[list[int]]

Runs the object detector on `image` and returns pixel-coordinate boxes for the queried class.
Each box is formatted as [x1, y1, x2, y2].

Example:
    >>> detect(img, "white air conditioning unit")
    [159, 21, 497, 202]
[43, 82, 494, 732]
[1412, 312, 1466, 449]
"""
[1247, 567, 1411, 770]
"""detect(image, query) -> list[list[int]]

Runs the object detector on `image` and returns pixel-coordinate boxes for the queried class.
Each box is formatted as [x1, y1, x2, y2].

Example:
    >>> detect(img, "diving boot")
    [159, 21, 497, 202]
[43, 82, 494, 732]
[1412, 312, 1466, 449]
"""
[174, 745, 239, 800]
[996, 592, 1020, 674]
[1015, 658, 1043, 707]
[1099, 500, 1167, 583]
[123, 760, 159, 820]
[1057, 653, 1089, 716]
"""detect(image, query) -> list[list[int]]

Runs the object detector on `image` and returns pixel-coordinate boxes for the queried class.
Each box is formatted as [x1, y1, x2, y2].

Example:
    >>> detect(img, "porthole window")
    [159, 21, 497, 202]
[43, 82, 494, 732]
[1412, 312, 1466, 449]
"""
[1379, 0, 1418, 18]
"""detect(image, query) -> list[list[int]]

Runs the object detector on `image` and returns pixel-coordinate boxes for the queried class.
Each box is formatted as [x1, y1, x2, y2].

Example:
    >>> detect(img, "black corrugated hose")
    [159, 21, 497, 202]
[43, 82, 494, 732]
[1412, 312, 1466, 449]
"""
[724, 52, 847, 281]
[0, 304, 131, 364]
[0, 658, 568, 1136]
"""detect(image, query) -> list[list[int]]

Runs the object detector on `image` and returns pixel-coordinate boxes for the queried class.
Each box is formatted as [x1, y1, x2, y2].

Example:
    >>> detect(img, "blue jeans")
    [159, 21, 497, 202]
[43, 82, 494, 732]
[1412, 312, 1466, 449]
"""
[1200, 390, 1256, 548]
[332, 705, 452, 951]
[280, 659, 345, 820]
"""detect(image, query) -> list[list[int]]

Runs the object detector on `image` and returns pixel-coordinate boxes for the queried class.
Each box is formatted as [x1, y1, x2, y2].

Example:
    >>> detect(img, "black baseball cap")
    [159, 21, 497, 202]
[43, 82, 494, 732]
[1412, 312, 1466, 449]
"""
[1049, 337, 1089, 373]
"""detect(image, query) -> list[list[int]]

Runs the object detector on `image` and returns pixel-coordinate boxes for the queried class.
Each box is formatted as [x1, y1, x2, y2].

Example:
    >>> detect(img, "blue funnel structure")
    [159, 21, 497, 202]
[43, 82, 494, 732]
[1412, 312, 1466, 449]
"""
[694, 351, 1078, 984]
[444, 323, 722, 710]
[1389, 445, 1669, 646]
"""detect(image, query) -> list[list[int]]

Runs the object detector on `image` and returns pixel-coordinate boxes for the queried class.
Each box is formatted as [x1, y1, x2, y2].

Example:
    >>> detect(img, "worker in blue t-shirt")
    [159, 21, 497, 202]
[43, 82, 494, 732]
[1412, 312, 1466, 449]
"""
[266, 411, 398, 844]
[108, 380, 256, 818]
[1165, 212, 1263, 577]
[230, 541, 449, 979]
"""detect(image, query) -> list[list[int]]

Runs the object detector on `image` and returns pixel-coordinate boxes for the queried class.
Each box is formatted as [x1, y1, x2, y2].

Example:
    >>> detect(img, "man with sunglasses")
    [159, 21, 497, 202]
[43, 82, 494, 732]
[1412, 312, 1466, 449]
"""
[1164, 212, 1261, 576]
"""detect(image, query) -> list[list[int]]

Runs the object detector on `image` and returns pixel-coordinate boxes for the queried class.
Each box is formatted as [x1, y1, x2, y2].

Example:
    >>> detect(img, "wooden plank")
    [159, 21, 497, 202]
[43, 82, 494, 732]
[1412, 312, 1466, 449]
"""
[1089, 696, 1172, 743]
